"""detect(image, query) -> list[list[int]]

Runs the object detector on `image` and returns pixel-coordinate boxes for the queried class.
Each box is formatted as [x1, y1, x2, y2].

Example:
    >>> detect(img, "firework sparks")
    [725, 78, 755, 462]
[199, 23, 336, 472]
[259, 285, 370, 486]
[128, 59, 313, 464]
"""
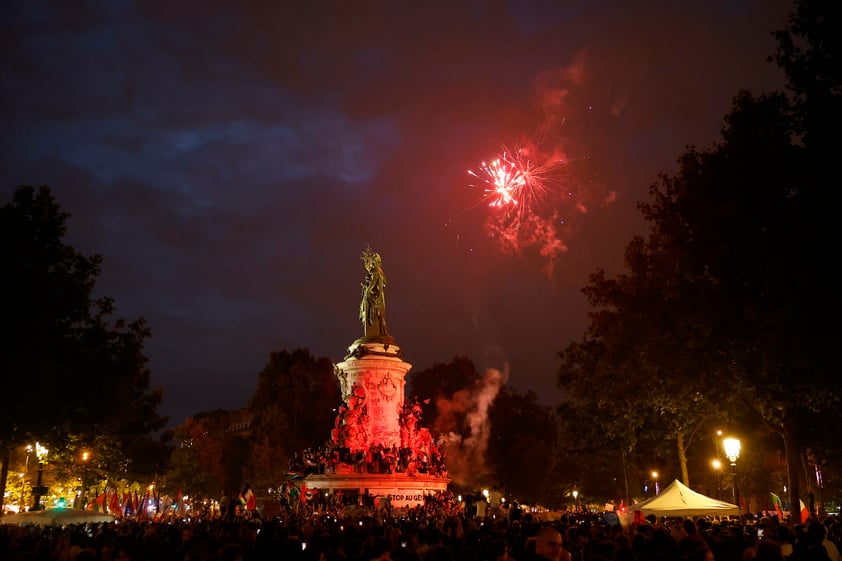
[468, 156, 522, 209]
[460, 144, 579, 275]
[467, 149, 549, 216]
[456, 110, 610, 276]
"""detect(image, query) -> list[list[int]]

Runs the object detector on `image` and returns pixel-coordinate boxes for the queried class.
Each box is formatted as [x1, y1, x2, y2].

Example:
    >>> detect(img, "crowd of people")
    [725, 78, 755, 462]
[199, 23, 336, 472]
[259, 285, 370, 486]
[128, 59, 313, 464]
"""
[2, 495, 841, 561]
[291, 441, 448, 479]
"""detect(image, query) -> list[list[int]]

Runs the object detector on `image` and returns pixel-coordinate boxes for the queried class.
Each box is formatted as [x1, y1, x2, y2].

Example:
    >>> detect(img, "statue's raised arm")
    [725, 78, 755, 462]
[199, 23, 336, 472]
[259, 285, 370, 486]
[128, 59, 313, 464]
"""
[359, 246, 388, 338]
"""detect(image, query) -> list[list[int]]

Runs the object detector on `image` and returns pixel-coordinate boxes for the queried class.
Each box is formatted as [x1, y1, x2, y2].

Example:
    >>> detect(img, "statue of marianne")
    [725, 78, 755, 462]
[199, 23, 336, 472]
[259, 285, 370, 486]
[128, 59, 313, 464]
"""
[359, 246, 388, 338]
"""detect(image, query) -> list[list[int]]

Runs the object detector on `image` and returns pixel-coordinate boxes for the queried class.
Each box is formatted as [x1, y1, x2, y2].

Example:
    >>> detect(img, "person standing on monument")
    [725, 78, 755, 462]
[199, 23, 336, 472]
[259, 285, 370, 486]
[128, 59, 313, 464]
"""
[360, 247, 388, 337]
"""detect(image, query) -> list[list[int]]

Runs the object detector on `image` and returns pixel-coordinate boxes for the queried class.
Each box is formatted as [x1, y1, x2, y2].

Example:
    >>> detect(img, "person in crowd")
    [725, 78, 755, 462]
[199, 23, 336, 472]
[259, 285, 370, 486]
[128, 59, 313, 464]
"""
[790, 521, 833, 561]
[819, 522, 841, 561]
[523, 526, 571, 561]
[773, 525, 796, 558]
[754, 540, 785, 561]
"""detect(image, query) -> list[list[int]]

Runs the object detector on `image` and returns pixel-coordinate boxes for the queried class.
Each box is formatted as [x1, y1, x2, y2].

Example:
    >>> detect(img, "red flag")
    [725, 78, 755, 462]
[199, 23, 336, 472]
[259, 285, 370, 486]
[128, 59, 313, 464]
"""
[138, 492, 149, 520]
[175, 487, 183, 513]
[800, 499, 810, 523]
[109, 491, 121, 516]
[302, 486, 320, 504]
[94, 492, 106, 512]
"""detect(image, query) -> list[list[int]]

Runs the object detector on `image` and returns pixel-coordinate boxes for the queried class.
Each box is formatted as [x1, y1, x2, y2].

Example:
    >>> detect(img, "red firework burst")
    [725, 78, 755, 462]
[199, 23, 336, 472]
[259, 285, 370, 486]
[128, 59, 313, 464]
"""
[468, 149, 548, 216]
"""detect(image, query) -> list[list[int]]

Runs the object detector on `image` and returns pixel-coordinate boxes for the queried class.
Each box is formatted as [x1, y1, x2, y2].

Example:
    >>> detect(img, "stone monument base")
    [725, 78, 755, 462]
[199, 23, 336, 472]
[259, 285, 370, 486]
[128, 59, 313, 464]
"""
[303, 472, 450, 508]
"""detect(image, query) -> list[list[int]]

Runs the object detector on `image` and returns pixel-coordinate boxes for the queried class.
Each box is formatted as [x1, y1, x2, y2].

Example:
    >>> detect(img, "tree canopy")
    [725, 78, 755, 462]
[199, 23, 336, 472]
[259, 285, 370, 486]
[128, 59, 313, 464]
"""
[1, 185, 167, 509]
[558, 0, 842, 509]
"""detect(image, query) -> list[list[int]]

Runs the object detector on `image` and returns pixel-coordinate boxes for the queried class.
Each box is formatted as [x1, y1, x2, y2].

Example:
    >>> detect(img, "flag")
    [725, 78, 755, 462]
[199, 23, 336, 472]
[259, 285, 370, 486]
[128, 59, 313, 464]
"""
[138, 492, 149, 520]
[175, 487, 183, 514]
[239, 483, 255, 511]
[770, 493, 784, 519]
[109, 491, 121, 516]
[301, 485, 319, 504]
[158, 497, 171, 519]
[123, 491, 133, 516]
[94, 492, 106, 512]
[133, 490, 140, 516]
[799, 499, 810, 523]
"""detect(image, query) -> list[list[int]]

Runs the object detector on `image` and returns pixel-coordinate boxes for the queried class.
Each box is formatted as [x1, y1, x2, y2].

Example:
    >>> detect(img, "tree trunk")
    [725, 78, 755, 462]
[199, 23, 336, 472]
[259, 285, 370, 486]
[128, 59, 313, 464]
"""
[782, 425, 800, 521]
[677, 431, 690, 487]
[0, 447, 9, 516]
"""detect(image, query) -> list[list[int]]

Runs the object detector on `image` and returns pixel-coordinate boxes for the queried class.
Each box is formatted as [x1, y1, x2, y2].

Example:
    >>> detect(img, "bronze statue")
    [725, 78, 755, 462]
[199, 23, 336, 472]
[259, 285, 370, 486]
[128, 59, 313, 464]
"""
[360, 246, 388, 337]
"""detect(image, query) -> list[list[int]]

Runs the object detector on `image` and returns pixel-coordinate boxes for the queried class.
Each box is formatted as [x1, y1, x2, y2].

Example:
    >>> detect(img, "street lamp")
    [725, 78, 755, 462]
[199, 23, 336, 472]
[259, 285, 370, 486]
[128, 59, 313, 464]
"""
[723, 437, 741, 512]
[572, 489, 579, 512]
[651, 471, 660, 495]
[711, 459, 722, 500]
[19, 445, 33, 512]
[80, 451, 91, 509]
[30, 442, 48, 511]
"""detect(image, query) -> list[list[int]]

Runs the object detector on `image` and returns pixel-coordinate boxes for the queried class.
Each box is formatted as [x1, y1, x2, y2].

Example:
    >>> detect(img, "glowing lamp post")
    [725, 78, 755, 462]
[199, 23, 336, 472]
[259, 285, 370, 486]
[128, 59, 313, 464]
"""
[711, 459, 722, 500]
[723, 437, 741, 512]
[19, 445, 33, 512]
[30, 442, 48, 511]
[80, 451, 91, 509]
[651, 471, 660, 495]
[572, 490, 579, 512]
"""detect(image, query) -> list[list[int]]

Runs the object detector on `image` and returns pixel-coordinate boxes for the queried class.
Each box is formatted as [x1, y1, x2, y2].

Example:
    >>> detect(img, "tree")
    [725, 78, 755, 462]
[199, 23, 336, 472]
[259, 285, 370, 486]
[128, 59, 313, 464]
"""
[248, 348, 340, 456]
[558, 233, 729, 492]
[407, 356, 482, 434]
[0, 186, 166, 512]
[559, 1, 842, 513]
[245, 404, 292, 496]
[487, 387, 563, 505]
[168, 416, 227, 500]
[769, 0, 842, 509]
[641, 89, 840, 514]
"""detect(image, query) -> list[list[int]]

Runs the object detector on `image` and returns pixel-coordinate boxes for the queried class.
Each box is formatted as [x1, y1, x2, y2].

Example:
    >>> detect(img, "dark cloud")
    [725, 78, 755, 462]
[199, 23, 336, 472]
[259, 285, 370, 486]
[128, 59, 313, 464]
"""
[2, 0, 792, 423]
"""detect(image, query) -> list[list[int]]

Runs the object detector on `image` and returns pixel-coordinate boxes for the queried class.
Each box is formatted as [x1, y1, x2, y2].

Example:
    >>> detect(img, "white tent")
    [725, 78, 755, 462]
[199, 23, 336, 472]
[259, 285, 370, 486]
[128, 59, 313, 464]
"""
[629, 479, 740, 517]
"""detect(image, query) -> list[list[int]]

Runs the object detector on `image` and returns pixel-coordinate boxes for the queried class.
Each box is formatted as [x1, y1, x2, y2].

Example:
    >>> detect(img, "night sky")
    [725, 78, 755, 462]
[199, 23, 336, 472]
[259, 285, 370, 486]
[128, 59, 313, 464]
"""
[2, 1, 791, 425]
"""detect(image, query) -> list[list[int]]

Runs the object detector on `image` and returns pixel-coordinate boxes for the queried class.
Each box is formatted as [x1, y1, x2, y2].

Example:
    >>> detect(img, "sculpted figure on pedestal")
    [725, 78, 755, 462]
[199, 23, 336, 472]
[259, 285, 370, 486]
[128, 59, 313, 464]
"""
[399, 398, 423, 449]
[360, 246, 388, 338]
[339, 382, 368, 451]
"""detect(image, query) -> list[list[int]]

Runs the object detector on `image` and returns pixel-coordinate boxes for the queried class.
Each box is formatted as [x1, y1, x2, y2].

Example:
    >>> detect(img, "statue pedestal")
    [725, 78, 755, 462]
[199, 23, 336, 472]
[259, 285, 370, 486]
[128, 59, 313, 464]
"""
[304, 472, 449, 509]
[334, 337, 410, 450]
[305, 336, 450, 507]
